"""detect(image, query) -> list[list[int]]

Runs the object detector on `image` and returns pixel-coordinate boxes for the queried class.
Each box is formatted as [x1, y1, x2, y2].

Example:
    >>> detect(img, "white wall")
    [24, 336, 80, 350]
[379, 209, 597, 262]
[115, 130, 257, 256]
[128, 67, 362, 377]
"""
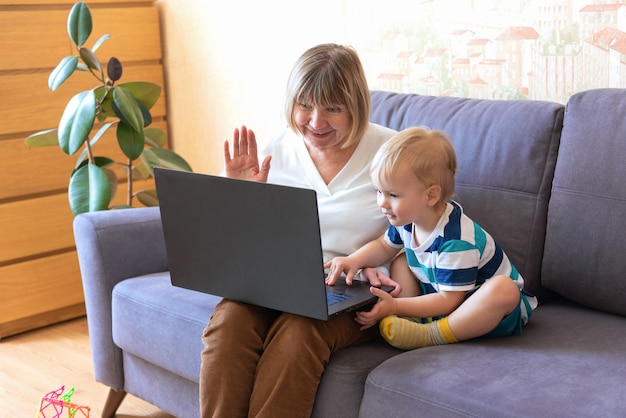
[156, 0, 347, 174]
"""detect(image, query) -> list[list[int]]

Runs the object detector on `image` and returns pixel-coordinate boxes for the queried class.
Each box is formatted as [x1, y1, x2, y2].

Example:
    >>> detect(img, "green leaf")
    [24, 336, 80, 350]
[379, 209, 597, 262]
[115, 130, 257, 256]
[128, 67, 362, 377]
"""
[68, 163, 111, 215]
[139, 148, 160, 176]
[131, 160, 152, 180]
[48, 56, 78, 91]
[138, 101, 152, 127]
[67, 2, 92, 47]
[112, 86, 144, 132]
[150, 147, 193, 172]
[118, 81, 161, 110]
[74, 122, 114, 168]
[58, 90, 96, 155]
[96, 82, 161, 121]
[136, 189, 159, 207]
[102, 166, 118, 202]
[95, 156, 116, 168]
[26, 129, 59, 147]
[91, 34, 111, 52]
[144, 127, 166, 147]
[73, 163, 118, 202]
[117, 121, 145, 160]
[79, 47, 102, 74]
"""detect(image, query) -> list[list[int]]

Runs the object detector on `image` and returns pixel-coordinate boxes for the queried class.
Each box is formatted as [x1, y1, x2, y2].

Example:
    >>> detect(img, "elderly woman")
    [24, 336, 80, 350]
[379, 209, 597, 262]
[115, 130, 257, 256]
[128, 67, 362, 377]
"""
[199, 43, 399, 418]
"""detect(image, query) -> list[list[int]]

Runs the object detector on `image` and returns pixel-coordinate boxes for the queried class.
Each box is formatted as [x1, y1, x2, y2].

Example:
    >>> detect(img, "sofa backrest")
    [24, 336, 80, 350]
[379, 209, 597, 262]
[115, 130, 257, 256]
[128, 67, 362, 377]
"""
[369, 91, 564, 296]
[542, 88, 626, 316]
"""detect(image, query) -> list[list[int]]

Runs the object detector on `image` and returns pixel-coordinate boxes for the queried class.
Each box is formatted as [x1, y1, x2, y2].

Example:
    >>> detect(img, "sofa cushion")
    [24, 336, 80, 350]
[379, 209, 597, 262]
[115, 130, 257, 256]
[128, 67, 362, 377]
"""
[312, 339, 400, 418]
[359, 298, 626, 418]
[370, 91, 564, 296]
[112, 273, 222, 382]
[543, 88, 626, 316]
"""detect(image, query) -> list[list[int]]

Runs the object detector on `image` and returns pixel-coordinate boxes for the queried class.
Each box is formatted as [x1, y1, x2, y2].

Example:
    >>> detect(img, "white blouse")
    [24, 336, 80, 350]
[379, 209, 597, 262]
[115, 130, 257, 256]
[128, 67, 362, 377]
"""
[262, 123, 396, 264]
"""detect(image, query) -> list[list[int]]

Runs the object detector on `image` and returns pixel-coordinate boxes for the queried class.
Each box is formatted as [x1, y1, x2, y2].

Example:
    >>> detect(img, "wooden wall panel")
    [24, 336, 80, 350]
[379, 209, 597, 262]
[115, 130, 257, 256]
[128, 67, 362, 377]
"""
[0, 7, 161, 72]
[90, 7, 162, 64]
[0, 252, 83, 327]
[0, 0, 167, 338]
[0, 10, 68, 71]
[0, 253, 85, 339]
[0, 194, 77, 264]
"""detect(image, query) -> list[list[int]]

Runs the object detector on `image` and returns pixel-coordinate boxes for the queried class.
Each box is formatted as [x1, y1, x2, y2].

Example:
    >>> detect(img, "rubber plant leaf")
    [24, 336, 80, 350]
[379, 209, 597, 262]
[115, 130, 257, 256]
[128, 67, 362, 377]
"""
[116, 121, 145, 160]
[138, 101, 152, 127]
[26, 129, 59, 147]
[58, 90, 96, 155]
[68, 163, 111, 215]
[79, 47, 102, 75]
[139, 148, 161, 176]
[107, 57, 123, 82]
[150, 147, 193, 172]
[73, 159, 118, 201]
[67, 2, 92, 47]
[48, 56, 78, 91]
[102, 166, 119, 202]
[96, 82, 161, 121]
[136, 189, 159, 207]
[112, 86, 144, 132]
[118, 81, 161, 110]
[144, 127, 166, 147]
[91, 34, 111, 53]
[131, 159, 152, 180]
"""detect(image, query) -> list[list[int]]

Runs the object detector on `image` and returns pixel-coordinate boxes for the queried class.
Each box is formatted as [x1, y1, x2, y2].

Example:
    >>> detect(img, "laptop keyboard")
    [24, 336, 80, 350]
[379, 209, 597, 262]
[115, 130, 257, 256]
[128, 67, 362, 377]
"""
[326, 290, 352, 306]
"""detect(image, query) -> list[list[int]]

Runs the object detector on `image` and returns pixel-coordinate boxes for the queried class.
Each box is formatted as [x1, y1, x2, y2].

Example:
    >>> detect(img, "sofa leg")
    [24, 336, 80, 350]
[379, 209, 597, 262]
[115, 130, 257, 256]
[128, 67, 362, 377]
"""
[101, 388, 127, 418]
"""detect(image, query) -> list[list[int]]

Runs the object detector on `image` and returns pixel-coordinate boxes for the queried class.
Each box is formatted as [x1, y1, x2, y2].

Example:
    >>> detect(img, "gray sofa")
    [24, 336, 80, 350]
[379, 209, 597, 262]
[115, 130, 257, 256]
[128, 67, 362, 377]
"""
[74, 88, 626, 418]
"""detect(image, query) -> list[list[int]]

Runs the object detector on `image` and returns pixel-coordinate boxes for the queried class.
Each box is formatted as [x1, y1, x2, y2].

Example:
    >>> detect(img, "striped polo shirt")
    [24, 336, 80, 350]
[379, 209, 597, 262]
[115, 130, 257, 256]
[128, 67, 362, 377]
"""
[385, 201, 523, 295]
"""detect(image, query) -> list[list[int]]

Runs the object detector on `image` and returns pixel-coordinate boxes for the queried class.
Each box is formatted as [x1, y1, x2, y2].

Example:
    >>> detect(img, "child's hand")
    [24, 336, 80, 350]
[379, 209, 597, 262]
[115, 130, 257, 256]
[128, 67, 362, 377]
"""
[360, 267, 402, 297]
[355, 287, 396, 330]
[324, 257, 360, 285]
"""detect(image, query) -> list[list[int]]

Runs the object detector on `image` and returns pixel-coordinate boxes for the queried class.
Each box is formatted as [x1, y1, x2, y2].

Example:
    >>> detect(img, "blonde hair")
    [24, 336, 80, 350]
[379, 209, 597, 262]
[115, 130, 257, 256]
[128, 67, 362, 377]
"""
[371, 127, 458, 206]
[284, 43, 370, 149]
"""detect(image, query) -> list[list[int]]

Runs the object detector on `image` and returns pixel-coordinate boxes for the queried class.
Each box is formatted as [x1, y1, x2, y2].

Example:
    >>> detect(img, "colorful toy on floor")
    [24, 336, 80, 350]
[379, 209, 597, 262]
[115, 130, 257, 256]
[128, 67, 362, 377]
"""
[37, 386, 90, 418]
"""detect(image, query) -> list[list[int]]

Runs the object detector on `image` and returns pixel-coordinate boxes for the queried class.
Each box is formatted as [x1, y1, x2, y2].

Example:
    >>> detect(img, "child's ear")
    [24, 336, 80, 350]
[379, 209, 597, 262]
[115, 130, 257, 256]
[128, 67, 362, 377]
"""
[426, 185, 442, 207]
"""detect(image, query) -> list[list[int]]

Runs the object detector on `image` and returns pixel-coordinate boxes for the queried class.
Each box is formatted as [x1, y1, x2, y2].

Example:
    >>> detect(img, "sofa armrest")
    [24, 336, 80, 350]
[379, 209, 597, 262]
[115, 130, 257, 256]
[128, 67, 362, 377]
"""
[73, 206, 168, 390]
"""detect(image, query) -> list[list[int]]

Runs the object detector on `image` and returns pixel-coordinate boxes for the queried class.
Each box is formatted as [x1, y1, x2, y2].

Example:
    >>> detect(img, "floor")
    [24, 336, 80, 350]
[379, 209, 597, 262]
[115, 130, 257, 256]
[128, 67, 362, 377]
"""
[0, 316, 175, 417]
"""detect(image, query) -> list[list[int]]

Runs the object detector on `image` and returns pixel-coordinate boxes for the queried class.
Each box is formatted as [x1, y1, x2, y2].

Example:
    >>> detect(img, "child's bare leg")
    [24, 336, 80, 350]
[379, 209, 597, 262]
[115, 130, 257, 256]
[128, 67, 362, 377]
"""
[447, 275, 521, 341]
[389, 254, 421, 297]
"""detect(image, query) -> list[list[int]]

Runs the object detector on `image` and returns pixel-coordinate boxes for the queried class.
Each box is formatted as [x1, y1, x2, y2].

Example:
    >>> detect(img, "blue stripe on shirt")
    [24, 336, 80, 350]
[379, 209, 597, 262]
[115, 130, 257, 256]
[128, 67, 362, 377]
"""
[477, 245, 504, 284]
[438, 266, 478, 287]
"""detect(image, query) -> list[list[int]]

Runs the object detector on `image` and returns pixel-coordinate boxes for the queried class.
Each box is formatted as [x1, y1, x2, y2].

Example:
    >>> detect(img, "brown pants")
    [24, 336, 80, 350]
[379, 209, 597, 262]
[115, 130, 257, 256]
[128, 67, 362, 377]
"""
[199, 299, 379, 418]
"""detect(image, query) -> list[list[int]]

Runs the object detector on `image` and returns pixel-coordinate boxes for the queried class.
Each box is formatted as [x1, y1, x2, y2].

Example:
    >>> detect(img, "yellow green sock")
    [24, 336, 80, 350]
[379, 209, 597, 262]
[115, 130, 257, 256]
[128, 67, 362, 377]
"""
[379, 315, 459, 350]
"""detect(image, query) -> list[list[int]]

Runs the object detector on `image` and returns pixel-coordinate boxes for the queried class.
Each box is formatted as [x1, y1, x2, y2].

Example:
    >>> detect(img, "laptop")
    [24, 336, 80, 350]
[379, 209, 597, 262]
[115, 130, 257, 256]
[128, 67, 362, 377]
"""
[154, 167, 392, 321]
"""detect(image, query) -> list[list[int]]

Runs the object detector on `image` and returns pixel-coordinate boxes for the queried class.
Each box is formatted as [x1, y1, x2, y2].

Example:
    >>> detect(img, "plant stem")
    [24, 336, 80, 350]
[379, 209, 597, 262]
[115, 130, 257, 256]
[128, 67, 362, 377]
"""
[126, 158, 133, 206]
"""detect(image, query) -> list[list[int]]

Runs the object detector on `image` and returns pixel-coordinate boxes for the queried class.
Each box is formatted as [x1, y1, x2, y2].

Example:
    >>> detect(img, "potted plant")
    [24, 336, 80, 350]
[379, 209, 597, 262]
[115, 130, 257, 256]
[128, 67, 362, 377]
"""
[26, 1, 191, 216]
